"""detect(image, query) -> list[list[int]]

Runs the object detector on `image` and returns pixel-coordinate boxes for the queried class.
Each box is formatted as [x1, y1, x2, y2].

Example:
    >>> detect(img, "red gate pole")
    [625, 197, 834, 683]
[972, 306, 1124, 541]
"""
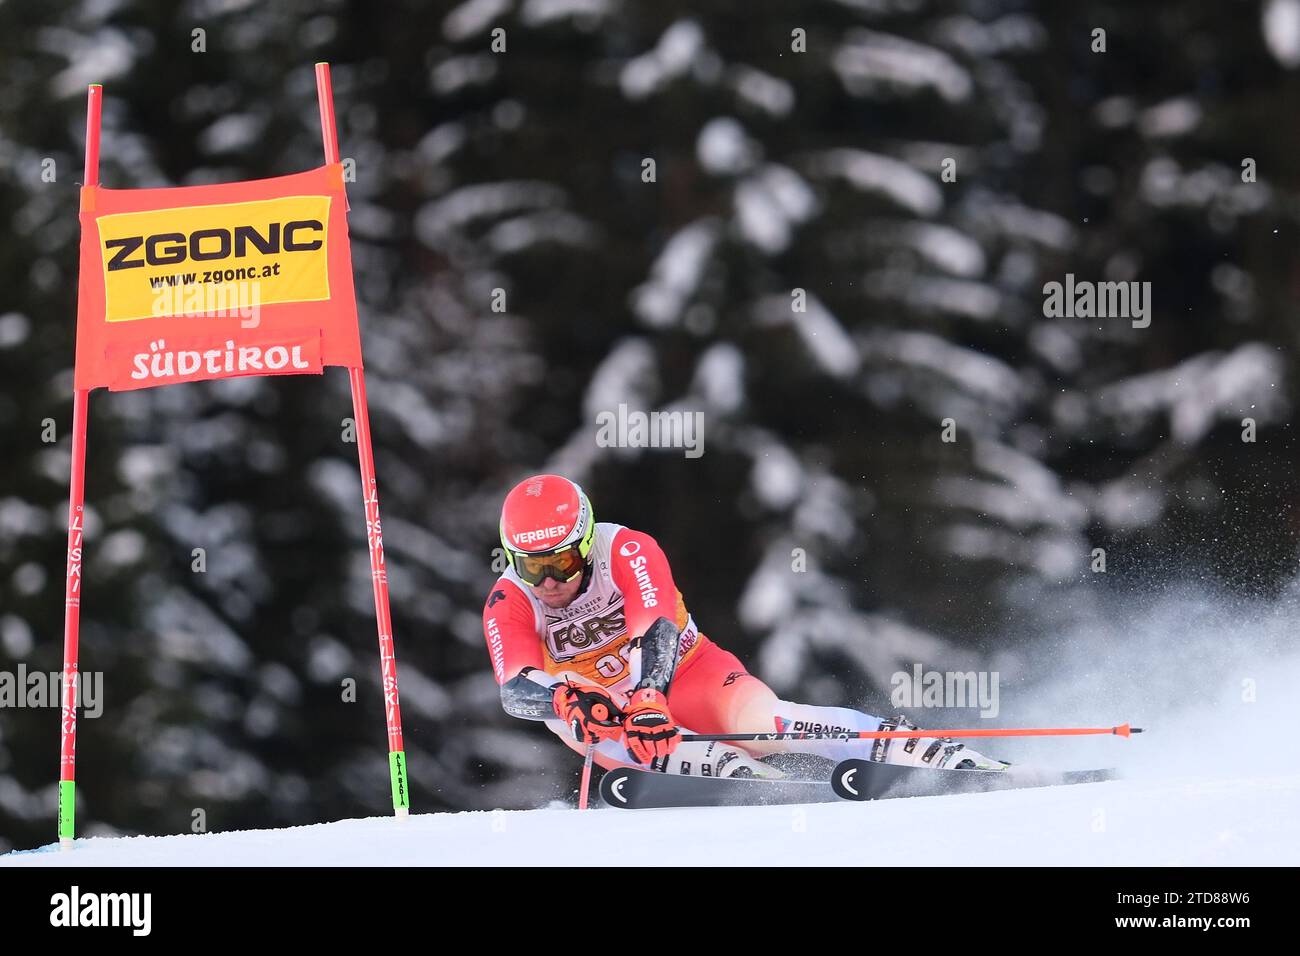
[315, 62, 409, 818]
[57, 83, 102, 848]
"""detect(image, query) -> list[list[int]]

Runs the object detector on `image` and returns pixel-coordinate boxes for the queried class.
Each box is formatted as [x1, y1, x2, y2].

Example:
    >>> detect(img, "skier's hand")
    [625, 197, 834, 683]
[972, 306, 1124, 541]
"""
[551, 681, 624, 745]
[622, 688, 680, 764]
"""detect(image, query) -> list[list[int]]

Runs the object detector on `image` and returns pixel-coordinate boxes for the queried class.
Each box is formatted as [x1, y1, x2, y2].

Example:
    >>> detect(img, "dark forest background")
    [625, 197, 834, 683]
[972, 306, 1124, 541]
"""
[2, 0, 1299, 851]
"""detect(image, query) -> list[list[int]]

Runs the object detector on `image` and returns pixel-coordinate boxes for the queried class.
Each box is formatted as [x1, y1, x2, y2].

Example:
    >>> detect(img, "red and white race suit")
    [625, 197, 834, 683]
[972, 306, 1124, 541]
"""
[483, 522, 1004, 776]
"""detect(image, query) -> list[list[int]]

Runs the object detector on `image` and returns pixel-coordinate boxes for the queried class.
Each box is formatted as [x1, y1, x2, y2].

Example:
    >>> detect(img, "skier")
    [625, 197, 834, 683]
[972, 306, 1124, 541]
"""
[482, 474, 1009, 779]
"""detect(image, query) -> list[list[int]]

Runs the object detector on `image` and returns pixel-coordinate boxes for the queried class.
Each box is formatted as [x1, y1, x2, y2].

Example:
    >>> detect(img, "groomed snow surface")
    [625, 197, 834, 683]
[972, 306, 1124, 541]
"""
[3, 771, 1298, 866]
[5, 587, 1299, 866]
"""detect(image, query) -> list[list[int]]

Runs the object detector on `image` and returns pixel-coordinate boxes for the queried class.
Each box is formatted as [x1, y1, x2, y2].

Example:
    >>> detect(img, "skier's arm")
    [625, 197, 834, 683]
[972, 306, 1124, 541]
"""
[608, 531, 683, 761]
[481, 583, 627, 740]
[482, 582, 619, 727]
[483, 582, 554, 719]
[610, 529, 687, 693]
[609, 528, 681, 641]
[500, 668, 560, 719]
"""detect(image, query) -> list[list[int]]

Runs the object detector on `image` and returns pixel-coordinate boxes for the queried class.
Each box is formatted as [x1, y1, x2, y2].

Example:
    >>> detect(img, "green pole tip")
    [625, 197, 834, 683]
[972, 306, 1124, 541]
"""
[89, 84, 103, 89]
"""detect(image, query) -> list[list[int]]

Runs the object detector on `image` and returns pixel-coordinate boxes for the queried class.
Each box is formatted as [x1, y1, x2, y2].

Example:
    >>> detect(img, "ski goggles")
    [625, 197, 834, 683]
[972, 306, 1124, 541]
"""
[511, 544, 587, 586]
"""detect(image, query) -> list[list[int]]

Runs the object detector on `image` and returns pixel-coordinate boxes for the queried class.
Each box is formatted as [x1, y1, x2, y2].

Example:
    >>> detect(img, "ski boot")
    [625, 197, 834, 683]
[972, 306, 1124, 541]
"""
[652, 739, 785, 779]
[870, 715, 1011, 771]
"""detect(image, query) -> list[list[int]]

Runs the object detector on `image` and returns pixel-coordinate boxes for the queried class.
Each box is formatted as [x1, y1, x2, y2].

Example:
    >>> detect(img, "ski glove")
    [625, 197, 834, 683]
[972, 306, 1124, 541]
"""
[552, 681, 624, 745]
[622, 688, 680, 764]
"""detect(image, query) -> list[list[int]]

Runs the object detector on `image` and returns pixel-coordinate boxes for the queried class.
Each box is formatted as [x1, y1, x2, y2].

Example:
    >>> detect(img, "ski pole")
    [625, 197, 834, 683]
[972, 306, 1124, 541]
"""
[577, 741, 596, 810]
[681, 723, 1143, 743]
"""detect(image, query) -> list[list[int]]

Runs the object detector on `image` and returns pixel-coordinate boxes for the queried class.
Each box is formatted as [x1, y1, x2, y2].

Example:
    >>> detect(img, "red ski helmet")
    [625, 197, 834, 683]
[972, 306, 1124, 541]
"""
[499, 474, 596, 586]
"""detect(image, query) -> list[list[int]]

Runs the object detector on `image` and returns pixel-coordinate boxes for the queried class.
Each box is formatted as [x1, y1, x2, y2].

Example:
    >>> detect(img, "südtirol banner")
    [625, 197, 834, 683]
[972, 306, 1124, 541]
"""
[74, 163, 362, 391]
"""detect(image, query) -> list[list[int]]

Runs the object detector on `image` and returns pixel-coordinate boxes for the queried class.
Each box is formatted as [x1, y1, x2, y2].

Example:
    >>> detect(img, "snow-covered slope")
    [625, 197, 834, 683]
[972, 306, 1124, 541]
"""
[3, 771, 1297, 866]
[6, 585, 1298, 867]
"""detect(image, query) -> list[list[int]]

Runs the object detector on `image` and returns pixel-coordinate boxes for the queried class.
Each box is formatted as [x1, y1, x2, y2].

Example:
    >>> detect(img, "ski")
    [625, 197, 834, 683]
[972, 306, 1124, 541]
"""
[599, 767, 838, 809]
[598, 762, 1118, 809]
[829, 758, 1118, 801]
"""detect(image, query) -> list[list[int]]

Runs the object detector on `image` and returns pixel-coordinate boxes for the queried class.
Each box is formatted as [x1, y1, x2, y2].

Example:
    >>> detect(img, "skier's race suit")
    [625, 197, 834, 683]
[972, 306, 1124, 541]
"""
[483, 522, 990, 777]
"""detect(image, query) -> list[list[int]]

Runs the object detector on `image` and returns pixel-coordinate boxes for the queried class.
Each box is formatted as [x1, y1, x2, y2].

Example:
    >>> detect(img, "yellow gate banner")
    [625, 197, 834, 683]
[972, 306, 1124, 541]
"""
[75, 164, 362, 390]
